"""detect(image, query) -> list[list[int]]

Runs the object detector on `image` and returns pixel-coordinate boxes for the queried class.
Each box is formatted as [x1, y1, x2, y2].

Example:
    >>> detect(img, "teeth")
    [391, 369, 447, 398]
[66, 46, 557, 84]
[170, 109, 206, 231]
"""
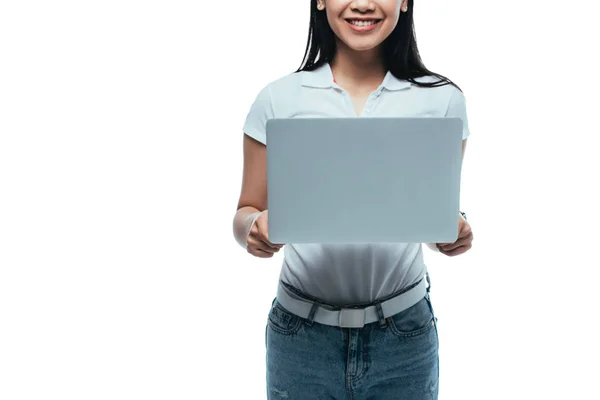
[350, 20, 377, 26]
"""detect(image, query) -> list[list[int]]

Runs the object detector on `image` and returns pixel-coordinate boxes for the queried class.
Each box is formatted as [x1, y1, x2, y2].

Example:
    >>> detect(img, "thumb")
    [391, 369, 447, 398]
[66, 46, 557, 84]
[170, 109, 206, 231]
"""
[255, 212, 269, 240]
[459, 218, 470, 234]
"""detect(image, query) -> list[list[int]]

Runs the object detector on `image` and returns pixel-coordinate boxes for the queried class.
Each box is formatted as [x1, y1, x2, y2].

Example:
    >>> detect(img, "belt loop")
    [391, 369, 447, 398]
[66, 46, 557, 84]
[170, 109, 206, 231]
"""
[305, 300, 321, 327]
[426, 272, 431, 293]
[374, 301, 387, 329]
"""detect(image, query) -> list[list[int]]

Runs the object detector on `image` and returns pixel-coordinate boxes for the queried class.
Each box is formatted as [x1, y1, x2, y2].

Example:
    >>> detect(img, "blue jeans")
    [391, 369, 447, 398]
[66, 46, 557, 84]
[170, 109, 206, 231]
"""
[265, 290, 439, 399]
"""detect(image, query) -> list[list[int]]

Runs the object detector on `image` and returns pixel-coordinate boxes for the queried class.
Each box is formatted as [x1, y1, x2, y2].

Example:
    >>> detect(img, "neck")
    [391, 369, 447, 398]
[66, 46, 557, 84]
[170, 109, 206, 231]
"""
[329, 41, 386, 90]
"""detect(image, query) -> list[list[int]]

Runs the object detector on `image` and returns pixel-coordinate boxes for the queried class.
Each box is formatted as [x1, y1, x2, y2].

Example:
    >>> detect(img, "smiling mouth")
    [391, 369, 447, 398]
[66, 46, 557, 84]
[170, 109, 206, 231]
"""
[345, 19, 382, 27]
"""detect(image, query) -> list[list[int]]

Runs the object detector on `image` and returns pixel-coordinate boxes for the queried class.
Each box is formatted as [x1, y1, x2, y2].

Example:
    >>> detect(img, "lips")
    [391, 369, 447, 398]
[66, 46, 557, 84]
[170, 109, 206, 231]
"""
[346, 19, 381, 26]
[345, 18, 382, 32]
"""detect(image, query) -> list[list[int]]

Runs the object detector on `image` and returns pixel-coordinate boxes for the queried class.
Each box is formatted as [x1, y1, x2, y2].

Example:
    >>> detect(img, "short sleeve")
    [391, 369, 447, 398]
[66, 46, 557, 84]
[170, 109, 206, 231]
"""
[445, 87, 470, 140]
[242, 84, 274, 145]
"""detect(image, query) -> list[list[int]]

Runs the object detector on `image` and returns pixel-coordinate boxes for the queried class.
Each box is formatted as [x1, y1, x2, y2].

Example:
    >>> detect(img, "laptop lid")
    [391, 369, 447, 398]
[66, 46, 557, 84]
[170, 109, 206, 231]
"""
[266, 117, 463, 244]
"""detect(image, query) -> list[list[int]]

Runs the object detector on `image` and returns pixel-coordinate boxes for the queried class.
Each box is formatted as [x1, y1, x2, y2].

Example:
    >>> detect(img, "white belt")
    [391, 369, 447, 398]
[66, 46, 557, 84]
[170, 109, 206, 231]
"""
[275, 276, 429, 328]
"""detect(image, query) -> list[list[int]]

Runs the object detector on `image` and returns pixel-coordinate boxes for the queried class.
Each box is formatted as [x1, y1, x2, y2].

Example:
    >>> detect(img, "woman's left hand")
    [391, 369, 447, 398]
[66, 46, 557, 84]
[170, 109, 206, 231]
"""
[437, 215, 473, 256]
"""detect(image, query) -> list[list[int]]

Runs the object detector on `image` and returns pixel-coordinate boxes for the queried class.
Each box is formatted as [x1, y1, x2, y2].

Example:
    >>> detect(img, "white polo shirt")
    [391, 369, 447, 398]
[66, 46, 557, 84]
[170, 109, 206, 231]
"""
[243, 63, 470, 305]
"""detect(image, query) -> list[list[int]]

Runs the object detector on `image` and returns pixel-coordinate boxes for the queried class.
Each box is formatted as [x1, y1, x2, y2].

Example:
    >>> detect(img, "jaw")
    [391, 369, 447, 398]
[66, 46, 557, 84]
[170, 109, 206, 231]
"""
[333, 35, 383, 60]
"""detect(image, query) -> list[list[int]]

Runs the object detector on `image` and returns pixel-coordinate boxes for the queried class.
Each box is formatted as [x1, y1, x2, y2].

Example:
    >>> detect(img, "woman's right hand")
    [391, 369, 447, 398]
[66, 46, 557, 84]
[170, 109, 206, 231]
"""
[247, 210, 284, 258]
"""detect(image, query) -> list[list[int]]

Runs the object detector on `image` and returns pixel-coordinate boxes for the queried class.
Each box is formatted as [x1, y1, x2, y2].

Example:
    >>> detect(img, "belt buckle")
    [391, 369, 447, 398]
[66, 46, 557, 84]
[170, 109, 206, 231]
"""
[338, 308, 365, 328]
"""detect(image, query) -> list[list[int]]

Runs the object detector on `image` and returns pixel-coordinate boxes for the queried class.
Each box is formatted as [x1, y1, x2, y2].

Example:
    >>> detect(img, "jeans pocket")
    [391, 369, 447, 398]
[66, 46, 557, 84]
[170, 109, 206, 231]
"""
[267, 300, 303, 335]
[387, 295, 436, 338]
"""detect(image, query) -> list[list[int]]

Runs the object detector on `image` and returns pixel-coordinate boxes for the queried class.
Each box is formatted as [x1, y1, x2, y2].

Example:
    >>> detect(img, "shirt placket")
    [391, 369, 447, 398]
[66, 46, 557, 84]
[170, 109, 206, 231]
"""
[332, 78, 383, 117]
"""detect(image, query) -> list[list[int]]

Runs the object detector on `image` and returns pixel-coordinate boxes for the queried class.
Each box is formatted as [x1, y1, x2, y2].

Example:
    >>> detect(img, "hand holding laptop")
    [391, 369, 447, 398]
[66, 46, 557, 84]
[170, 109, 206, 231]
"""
[246, 210, 284, 258]
[436, 214, 473, 256]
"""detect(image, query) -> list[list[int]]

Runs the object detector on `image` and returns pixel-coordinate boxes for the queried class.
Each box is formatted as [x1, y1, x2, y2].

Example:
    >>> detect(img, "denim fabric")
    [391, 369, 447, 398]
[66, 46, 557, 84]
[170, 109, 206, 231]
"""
[265, 294, 439, 399]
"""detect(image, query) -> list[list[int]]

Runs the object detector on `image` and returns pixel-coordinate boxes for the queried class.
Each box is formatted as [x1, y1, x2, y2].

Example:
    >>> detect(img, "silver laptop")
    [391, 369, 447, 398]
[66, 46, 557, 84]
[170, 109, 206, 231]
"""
[265, 117, 463, 244]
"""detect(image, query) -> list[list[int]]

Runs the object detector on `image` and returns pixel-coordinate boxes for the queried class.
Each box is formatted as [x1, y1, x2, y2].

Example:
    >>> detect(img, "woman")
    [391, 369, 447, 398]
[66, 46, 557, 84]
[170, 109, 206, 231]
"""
[233, 0, 474, 398]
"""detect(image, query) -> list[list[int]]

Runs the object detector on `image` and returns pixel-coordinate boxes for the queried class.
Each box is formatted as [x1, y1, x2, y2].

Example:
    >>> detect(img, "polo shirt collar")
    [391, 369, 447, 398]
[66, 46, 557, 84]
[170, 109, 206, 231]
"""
[301, 62, 411, 91]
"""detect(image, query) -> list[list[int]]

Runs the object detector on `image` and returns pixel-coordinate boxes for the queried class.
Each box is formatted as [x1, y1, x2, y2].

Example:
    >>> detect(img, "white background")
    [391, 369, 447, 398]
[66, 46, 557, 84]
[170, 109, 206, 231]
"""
[1, 0, 599, 399]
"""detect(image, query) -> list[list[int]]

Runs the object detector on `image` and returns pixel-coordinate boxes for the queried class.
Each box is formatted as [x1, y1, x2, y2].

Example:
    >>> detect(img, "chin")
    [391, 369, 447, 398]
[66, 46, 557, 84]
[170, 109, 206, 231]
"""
[343, 40, 382, 53]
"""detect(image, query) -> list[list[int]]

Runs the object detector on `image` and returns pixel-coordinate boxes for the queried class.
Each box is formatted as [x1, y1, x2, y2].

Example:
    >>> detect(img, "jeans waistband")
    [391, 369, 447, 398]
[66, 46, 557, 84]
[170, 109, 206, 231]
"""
[276, 274, 430, 328]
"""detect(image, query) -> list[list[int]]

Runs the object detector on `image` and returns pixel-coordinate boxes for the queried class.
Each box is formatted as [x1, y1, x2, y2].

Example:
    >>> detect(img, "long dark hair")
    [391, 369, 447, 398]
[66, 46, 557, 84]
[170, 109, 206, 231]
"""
[296, 0, 460, 91]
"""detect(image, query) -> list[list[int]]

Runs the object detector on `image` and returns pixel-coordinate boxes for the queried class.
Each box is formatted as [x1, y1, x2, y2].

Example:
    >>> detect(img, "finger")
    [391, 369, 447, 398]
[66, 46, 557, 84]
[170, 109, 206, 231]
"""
[459, 224, 472, 237]
[255, 235, 282, 251]
[255, 216, 269, 240]
[459, 217, 472, 233]
[254, 219, 283, 249]
[257, 220, 283, 249]
[439, 232, 473, 251]
[248, 247, 274, 258]
[247, 237, 280, 253]
[262, 237, 283, 249]
[440, 230, 473, 249]
[247, 216, 280, 249]
[261, 240, 282, 252]
[440, 243, 472, 257]
[246, 240, 275, 258]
